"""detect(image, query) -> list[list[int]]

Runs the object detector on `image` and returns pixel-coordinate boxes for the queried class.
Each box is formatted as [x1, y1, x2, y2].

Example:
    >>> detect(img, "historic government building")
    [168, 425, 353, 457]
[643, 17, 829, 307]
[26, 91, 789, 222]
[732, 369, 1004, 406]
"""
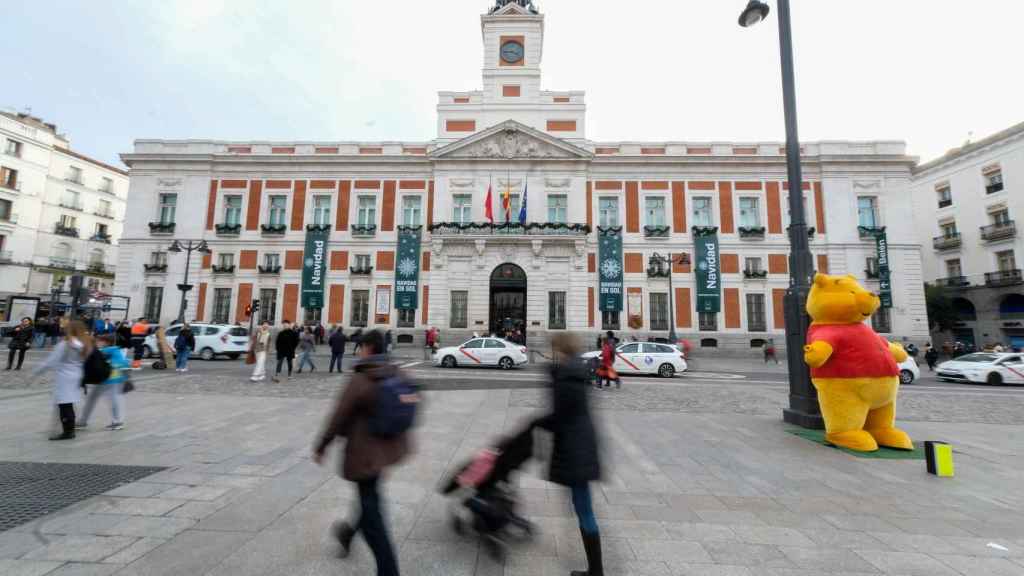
[116, 0, 929, 349]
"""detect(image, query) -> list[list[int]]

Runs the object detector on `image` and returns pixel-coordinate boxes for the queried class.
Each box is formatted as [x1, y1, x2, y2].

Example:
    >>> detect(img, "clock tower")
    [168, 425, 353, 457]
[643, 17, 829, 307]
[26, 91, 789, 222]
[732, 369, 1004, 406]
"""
[481, 1, 544, 102]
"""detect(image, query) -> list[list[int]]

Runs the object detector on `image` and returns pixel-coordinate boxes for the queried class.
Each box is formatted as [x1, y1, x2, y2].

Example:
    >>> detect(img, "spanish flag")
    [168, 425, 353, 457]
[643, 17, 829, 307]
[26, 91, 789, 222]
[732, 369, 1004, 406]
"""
[484, 181, 494, 223]
[502, 181, 512, 222]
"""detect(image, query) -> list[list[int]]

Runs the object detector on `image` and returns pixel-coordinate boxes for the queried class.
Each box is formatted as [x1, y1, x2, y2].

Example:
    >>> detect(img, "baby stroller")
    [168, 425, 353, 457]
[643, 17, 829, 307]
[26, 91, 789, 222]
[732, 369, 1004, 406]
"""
[439, 423, 536, 560]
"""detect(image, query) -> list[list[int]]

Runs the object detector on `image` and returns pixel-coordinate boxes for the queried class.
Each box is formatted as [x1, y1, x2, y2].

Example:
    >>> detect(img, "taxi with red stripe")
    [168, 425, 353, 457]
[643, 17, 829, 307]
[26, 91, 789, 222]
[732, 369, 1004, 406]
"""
[581, 341, 688, 378]
[936, 352, 1024, 385]
[434, 337, 529, 370]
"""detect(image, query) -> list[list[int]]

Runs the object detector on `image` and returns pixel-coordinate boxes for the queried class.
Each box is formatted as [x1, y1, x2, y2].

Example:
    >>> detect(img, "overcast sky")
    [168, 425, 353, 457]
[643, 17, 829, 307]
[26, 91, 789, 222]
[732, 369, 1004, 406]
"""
[4, 0, 1022, 168]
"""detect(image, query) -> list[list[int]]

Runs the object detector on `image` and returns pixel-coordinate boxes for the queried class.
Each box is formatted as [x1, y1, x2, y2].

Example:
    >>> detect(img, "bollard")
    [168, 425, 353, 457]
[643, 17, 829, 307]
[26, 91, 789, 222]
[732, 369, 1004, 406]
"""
[924, 441, 954, 477]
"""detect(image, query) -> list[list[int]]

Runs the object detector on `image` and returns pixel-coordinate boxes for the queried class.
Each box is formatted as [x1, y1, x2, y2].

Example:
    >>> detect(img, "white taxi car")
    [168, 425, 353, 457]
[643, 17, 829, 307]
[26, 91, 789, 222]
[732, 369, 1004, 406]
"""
[434, 337, 529, 370]
[582, 342, 688, 378]
[897, 356, 920, 385]
[936, 353, 1024, 385]
[143, 323, 250, 361]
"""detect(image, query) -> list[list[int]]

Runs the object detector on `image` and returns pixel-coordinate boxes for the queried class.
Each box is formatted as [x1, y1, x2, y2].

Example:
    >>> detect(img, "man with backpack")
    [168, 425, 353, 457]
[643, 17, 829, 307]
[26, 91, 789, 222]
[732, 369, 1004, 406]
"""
[312, 330, 418, 576]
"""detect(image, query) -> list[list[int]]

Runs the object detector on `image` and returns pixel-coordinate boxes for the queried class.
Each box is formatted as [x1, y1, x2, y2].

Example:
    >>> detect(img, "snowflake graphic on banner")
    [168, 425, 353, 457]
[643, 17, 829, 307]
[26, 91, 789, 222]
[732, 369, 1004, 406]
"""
[398, 258, 417, 277]
[600, 259, 621, 279]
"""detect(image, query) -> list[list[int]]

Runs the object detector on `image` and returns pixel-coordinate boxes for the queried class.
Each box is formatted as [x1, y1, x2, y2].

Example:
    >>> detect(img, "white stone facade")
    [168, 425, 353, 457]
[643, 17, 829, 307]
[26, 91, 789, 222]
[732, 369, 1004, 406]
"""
[0, 111, 128, 311]
[116, 1, 930, 348]
[910, 122, 1024, 349]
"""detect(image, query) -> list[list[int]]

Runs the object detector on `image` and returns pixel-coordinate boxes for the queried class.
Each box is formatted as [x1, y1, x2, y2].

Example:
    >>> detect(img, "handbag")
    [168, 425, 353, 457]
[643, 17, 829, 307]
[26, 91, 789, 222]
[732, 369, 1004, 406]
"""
[245, 349, 256, 365]
[123, 376, 135, 393]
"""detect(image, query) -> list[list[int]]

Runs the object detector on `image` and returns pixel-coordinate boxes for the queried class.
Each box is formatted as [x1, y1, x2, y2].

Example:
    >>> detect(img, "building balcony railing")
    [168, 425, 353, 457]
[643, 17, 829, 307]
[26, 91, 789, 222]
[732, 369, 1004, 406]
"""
[215, 223, 242, 236]
[985, 269, 1023, 287]
[89, 233, 112, 244]
[933, 275, 969, 288]
[143, 263, 168, 273]
[0, 251, 12, 263]
[932, 233, 961, 250]
[211, 264, 236, 275]
[59, 201, 83, 211]
[87, 262, 110, 274]
[986, 182, 1004, 194]
[149, 221, 176, 235]
[94, 209, 114, 219]
[858, 225, 885, 239]
[743, 269, 768, 280]
[260, 223, 287, 235]
[349, 265, 373, 275]
[427, 222, 590, 237]
[258, 265, 281, 275]
[64, 176, 83, 185]
[980, 221, 1016, 242]
[865, 269, 881, 280]
[351, 224, 378, 237]
[646, 265, 671, 278]
[643, 225, 670, 238]
[306, 223, 332, 232]
[937, 199, 952, 209]
[54, 224, 79, 238]
[738, 226, 766, 239]
[49, 257, 76, 269]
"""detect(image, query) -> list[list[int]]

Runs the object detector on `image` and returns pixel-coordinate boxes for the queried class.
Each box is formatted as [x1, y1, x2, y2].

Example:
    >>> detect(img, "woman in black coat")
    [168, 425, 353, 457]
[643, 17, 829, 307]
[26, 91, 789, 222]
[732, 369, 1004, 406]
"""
[534, 333, 602, 576]
[6, 318, 34, 370]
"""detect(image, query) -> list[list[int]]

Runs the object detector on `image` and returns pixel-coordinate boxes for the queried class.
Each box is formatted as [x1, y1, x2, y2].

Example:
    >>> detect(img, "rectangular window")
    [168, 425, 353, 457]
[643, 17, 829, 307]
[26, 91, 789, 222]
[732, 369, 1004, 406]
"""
[224, 195, 242, 226]
[357, 196, 376, 226]
[857, 196, 878, 227]
[945, 259, 962, 278]
[997, 250, 1017, 272]
[259, 288, 277, 324]
[871, 307, 892, 333]
[312, 195, 331, 226]
[936, 185, 952, 208]
[99, 177, 113, 193]
[4, 139, 21, 158]
[97, 199, 112, 218]
[985, 169, 1004, 194]
[547, 194, 567, 224]
[355, 254, 371, 270]
[649, 293, 668, 331]
[452, 194, 472, 224]
[144, 287, 163, 322]
[739, 197, 761, 227]
[0, 199, 11, 221]
[598, 197, 619, 227]
[744, 257, 763, 274]
[692, 197, 713, 227]
[94, 223, 108, 238]
[398, 308, 416, 328]
[351, 290, 370, 327]
[150, 251, 167, 266]
[263, 253, 280, 268]
[504, 194, 521, 223]
[268, 196, 287, 226]
[402, 196, 422, 226]
[450, 290, 468, 328]
[699, 311, 717, 331]
[548, 292, 566, 329]
[217, 253, 234, 268]
[784, 195, 809, 228]
[66, 166, 82, 184]
[746, 293, 766, 331]
[59, 214, 77, 228]
[0, 166, 17, 189]
[601, 310, 620, 330]
[62, 189, 81, 210]
[992, 209, 1010, 226]
[212, 288, 232, 324]
[158, 193, 177, 224]
[940, 222, 957, 237]
[645, 196, 666, 227]
[866, 256, 879, 277]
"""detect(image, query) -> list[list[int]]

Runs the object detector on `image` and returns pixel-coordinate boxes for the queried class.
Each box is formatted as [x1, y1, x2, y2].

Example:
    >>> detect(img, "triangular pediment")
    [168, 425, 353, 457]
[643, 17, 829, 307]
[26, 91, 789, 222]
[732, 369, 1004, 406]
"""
[430, 120, 592, 161]
[489, 1, 538, 16]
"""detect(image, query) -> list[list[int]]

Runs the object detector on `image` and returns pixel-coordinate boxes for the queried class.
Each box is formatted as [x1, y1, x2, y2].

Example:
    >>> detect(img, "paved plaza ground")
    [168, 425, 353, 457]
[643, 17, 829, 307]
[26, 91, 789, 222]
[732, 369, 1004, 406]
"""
[1, 352, 1023, 575]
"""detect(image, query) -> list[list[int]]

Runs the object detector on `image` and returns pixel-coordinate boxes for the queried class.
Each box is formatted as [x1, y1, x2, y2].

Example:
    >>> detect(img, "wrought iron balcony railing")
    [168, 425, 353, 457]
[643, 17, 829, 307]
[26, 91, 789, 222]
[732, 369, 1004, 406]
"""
[49, 257, 76, 269]
[743, 269, 768, 279]
[427, 222, 590, 236]
[985, 269, 1022, 287]
[932, 275, 969, 288]
[54, 224, 79, 237]
[143, 263, 168, 273]
[738, 226, 766, 239]
[211, 264, 236, 275]
[149, 221, 175, 234]
[258, 265, 281, 275]
[59, 201, 84, 211]
[306, 224, 331, 232]
[986, 182, 1004, 194]
[349, 265, 374, 275]
[980, 221, 1016, 242]
[87, 262, 108, 274]
[260, 223, 287, 235]
[932, 233, 961, 250]
[643, 225, 670, 238]
[646, 265, 671, 278]
[215, 223, 242, 235]
[89, 233, 112, 244]
[351, 224, 378, 237]
[937, 199, 952, 209]
[858, 225, 885, 239]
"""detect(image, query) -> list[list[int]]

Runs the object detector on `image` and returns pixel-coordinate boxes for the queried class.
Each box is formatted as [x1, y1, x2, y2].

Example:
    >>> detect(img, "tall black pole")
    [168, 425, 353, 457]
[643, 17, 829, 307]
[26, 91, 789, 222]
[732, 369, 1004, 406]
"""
[667, 253, 677, 343]
[776, 0, 823, 429]
[176, 248, 192, 324]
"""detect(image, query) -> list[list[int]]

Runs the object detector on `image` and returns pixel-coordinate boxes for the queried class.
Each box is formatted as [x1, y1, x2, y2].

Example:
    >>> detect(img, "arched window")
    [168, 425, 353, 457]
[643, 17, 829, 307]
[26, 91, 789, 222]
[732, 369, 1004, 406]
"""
[999, 294, 1024, 320]
[951, 297, 977, 321]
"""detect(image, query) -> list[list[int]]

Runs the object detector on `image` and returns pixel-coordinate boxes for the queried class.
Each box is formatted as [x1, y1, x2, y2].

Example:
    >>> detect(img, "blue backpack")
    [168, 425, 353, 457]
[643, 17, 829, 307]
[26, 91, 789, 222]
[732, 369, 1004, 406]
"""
[369, 374, 420, 438]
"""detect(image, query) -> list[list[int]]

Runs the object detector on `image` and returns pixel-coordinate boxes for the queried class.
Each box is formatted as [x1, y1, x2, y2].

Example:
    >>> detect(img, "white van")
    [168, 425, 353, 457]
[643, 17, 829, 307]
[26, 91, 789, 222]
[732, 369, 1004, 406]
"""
[143, 323, 250, 360]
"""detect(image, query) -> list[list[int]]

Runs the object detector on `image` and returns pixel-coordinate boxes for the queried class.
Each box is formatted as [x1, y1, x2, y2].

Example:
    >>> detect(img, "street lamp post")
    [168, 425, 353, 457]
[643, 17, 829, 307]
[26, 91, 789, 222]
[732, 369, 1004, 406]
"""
[167, 240, 211, 325]
[739, 0, 823, 428]
[649, 252, 689, 344]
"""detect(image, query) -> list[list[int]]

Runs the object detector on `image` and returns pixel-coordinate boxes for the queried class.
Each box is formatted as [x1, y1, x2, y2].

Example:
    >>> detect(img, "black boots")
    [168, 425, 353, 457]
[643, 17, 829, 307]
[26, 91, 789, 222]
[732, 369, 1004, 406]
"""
[50, 403, 76, 441]
[570, 529, 603, 576]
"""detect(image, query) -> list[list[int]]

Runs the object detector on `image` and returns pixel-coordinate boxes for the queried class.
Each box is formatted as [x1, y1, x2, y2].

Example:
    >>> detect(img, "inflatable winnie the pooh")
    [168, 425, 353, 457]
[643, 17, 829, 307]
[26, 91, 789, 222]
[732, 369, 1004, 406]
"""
[804, 273, 913, 452]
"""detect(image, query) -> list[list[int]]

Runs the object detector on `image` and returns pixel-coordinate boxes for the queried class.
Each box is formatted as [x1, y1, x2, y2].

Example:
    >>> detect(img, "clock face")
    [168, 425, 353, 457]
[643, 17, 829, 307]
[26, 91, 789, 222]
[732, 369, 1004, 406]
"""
[500, 41, 524, 63]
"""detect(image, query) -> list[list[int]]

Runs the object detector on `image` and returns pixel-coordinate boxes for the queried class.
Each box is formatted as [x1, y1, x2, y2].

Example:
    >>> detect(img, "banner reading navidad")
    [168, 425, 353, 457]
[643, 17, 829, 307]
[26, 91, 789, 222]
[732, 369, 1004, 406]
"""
[300, 227, 328, 309]
[695, 230, 721, 313]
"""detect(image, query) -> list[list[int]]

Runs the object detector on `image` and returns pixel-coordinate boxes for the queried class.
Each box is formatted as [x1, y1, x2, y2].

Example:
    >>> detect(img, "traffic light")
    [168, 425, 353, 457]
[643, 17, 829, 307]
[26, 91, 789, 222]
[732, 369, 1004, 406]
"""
[251, 299, 260, 312]
[244, 304, 252, 317]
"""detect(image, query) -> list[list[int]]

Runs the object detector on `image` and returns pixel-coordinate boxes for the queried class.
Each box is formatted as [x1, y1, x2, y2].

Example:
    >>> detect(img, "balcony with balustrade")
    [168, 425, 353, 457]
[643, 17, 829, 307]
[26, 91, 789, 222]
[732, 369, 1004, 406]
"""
[985, 269, 1022, 287]
[54, 224, 79, 238]
[932, 233, 961, 251]
[932, 276, 970, 289]
[980, 221, 1016, 242]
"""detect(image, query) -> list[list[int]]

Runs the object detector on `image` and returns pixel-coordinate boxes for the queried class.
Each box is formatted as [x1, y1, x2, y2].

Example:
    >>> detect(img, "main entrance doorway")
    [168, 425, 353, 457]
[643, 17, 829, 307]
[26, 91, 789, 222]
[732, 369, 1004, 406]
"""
[490, 263, 527, 339]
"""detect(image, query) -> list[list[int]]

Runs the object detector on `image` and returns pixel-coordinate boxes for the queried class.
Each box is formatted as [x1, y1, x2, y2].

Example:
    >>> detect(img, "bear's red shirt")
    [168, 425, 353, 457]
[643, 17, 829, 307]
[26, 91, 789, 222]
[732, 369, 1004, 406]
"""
[807, 323, 898, 379]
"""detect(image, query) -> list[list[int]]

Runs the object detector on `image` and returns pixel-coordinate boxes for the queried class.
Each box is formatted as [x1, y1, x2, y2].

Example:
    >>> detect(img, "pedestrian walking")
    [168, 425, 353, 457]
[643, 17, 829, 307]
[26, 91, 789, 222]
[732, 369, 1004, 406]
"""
[154, 326, 174, 369]
[313, 330, 413, 576]
[6, 317, 34, 371]
[533, 333, 603, 576]
[598, 331, 620, 389]
[77, 333, 128, 431]
[129, 317, 150, 369]
[250, 321, 272, 381]
[924, 342, 939, 372]
[351, 328, 364, 354]
[47, 318, 61, 347]
[29, 319, 91, 441]
[174, 324, 195, 372]
[315, 323, 325, 345]
[273, 320, 299, 381]
[764, 338, 779, 364]
[329, 326, 347, 373]
[115, 320, 131, 358]
[297, 327, 317, 373]
[33, 317, 49, 349]
[384, 330, 393, 356]
[425, 327, 436, 355]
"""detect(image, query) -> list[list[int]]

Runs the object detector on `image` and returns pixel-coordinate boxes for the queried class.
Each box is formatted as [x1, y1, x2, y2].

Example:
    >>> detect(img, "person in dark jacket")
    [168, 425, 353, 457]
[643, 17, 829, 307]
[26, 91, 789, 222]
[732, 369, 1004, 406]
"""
[329, 326, 347, 373]
[6, 317, 34, 370]
[384, 330, 393, 356]
[924, 343, 939, 372]
[313, 330, 411, 576]
[273, 320, 300, 382]
[534, 333, 603, 576]
[173, 324, 196, 372]
[350, 328, 363, 354]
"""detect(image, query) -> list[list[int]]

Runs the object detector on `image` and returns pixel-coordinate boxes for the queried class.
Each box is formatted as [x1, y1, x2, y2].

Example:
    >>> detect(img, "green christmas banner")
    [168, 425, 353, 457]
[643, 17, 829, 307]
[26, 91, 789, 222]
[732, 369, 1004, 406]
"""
[394, 227, 421, 310]
[695, 231, 721, 313]
[300, 227, 329, 309]
[875, 228, 893, 309]
[598, 227, 623, 312]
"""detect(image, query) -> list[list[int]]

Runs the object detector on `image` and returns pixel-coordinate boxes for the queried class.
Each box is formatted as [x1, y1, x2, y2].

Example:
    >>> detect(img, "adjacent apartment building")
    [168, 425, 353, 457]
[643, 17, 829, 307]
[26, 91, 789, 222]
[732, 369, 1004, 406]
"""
[0, 111, 128, 308]
[911, 121, 1024, 349]
[115, 0, 930, 349]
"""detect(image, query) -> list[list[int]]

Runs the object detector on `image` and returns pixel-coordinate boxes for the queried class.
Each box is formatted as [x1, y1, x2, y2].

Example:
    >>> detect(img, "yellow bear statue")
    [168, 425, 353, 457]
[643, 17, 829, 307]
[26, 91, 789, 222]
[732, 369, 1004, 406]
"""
[804, 273, 913, 452]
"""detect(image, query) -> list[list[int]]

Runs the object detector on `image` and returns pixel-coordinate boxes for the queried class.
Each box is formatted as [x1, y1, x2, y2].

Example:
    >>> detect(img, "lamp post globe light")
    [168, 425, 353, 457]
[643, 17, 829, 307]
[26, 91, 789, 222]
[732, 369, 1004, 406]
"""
[167, 240, 211, 325]
[738, 0, 823, 429]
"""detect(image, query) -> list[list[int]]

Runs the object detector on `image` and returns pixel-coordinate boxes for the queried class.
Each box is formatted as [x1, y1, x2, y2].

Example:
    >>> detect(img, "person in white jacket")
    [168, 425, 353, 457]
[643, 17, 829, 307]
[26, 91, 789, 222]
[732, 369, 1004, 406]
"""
[30, 319, 92, 440]
[250, 322, 272, 382]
